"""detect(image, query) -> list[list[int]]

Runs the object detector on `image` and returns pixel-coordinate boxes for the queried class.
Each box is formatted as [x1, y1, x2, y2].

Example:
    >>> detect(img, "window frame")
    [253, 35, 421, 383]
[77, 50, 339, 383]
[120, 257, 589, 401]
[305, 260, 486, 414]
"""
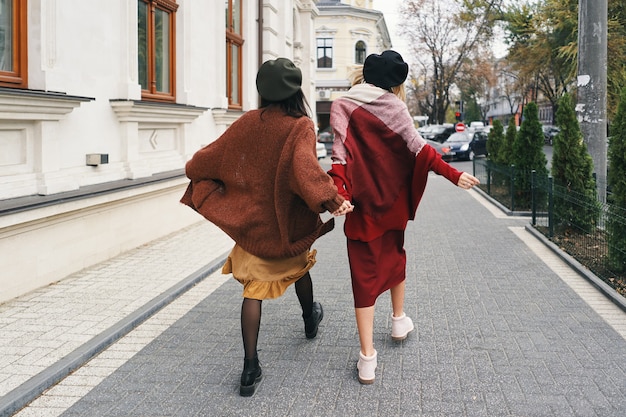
[355, 40, 366, 65]
[225, 0, 243, 110]
[316, 38, 333, 69]
[138, 0, 178, 103]
[0, 0, 28, 88]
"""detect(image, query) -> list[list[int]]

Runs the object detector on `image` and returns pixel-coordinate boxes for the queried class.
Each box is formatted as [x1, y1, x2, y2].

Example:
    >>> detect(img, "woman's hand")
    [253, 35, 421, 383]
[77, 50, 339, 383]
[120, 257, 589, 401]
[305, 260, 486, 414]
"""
[332, 200, 354, 216]
[457, 172, 480, 189]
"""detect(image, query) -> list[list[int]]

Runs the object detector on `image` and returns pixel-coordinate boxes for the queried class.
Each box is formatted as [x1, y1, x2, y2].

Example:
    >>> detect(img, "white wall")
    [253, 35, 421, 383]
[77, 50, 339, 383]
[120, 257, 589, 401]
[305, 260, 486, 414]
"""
[0, 0, 316, 303]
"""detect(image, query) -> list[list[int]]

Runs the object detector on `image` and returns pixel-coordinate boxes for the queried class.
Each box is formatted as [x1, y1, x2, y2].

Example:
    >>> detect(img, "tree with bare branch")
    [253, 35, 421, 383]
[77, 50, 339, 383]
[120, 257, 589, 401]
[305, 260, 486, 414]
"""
[399, 0, 503, 124]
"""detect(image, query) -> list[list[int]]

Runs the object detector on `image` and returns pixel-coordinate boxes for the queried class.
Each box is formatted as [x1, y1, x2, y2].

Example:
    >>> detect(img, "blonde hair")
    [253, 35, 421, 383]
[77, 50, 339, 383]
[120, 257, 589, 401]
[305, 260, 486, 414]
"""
[348, 65, 365, 86]
[350, 65, 406, 102]
[390, 84, 406, 102]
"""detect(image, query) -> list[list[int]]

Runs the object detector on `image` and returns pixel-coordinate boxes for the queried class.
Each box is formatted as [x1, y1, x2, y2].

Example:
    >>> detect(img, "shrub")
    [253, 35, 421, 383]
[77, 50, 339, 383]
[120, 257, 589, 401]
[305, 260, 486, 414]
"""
[502, 117, 517, 165]
[551, 93, 600, 234]
[486, 119, 505, 164]
[608, 87, 626, 272]
[512, 102, 548, 207]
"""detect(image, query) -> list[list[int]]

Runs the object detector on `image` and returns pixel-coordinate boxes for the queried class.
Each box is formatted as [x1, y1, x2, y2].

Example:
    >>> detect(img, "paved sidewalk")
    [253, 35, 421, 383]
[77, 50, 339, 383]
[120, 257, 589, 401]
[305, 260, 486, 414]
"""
[3, 172, 626, 416]
[0, 220, 234, 416]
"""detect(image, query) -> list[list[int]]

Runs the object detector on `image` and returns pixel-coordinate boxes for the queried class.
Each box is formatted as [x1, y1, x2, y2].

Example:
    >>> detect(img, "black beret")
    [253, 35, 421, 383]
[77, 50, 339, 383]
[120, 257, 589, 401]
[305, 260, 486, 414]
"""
[363, 50, 409, 90]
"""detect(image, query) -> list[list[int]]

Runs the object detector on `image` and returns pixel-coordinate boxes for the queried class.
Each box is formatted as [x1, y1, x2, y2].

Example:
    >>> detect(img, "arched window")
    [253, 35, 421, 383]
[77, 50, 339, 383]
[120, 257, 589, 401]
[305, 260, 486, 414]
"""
[355, 41, 366, 64]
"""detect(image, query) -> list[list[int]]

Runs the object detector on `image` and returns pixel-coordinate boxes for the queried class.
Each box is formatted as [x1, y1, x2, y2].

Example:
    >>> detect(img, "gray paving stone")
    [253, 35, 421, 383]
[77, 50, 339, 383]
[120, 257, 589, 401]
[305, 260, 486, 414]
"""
[3, 170, 624, 417]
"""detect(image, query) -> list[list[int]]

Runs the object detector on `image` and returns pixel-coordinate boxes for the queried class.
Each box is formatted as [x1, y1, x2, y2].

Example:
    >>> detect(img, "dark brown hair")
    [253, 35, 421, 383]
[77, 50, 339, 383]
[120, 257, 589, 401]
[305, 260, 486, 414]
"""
[260, 89, 311, 119]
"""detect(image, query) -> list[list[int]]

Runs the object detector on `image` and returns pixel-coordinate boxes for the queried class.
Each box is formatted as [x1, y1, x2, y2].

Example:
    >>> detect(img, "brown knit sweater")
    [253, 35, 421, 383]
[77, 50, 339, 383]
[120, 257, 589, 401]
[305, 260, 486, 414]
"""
[181, 106, 344, 259]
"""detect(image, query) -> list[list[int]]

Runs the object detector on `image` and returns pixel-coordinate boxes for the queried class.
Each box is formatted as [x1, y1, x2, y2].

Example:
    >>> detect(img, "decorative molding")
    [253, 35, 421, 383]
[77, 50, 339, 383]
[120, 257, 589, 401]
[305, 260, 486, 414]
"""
[0, 89, 92, 121]
[110, 100, 207, 123]
[349, 28, 372, 40]
[126, 0, 137, 83]
[316, 25, 337, 36]
[211, 108, 244, 127]
[43, 0, 57, 68]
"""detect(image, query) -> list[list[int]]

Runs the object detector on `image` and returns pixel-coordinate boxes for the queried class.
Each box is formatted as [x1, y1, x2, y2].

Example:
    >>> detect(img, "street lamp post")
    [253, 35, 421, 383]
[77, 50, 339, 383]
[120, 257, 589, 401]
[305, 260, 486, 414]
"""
[577, 0, 608, 202]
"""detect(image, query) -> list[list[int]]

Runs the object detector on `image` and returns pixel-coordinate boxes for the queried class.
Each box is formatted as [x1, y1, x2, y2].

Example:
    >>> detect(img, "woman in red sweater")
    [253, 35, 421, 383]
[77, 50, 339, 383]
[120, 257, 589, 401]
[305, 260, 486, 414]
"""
[182, 58, 353, 396]
[328, 50, 479, 384]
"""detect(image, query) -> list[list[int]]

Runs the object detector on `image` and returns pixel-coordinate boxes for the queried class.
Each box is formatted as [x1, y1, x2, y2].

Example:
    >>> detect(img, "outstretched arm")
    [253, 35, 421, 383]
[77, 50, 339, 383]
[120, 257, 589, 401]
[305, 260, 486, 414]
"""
[456, 172, 480, 189]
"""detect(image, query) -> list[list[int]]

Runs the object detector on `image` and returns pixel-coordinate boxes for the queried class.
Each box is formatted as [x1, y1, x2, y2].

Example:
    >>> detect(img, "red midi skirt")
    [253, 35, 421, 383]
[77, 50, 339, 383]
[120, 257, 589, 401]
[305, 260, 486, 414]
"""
[347, 229, 406, 308]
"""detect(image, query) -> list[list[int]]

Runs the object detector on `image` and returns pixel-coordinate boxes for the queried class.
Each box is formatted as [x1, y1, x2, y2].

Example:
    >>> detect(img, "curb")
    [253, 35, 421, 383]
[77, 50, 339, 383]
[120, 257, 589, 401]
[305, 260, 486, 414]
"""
[473, 186, 532, 217]
[525, 225, 626, 313]
[0, 251, 229, 417]
[473, 187, 626, 313]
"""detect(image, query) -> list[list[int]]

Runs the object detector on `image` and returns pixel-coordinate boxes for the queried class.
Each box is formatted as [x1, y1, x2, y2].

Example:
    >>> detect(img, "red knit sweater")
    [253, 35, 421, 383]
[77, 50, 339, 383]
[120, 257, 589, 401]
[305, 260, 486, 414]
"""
[181, 107, 344, 258]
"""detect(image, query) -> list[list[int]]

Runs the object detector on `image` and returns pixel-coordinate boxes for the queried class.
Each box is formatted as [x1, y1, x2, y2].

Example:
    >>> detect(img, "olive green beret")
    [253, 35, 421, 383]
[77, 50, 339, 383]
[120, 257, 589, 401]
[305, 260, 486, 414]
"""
[256, 58, 302, 102]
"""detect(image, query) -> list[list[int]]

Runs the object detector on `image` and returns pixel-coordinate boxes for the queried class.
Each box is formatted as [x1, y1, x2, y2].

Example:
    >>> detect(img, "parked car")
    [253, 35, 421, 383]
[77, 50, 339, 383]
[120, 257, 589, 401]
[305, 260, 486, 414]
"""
[417, 124, 434, 135]
[317, 127, 334, 154]
[423, 137, 447, 158]
[316, 141, 327, 160]
[421, 124, 456, 143]
[441, 131, 488, 161]
[542, 125, 560, 145]
[472, 124, 493, 135]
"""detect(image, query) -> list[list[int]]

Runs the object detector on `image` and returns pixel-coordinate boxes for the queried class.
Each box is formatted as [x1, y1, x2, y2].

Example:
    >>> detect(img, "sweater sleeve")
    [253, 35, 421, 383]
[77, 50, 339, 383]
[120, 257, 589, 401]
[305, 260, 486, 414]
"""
[408, 144, 463, 219]
[327, 163, 351, 201]
[421, 144, 463, 184]
[290, 124, 344, 214]
[183, 124, 230, 184]
[180, 140, 226, 210]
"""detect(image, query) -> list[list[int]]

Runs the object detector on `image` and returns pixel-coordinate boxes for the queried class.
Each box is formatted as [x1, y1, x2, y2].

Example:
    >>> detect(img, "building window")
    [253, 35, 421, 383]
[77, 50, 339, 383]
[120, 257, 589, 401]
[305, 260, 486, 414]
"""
[138, 0, 178, 102]
[0, 0, 27, 88]
[355, 41, 366, 64]
[226, 0, 243, 109]
[317, 38, 333, 68]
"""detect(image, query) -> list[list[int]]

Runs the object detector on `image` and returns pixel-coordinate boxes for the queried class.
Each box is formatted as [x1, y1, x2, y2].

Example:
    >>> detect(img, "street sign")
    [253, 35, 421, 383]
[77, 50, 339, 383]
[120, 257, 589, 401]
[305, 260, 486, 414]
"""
[455, 123, 466, 132]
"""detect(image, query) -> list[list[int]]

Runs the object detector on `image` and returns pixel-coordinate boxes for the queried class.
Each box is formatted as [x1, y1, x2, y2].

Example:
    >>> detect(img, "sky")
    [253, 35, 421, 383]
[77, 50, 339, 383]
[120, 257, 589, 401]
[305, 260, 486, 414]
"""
[371, 0, 412, 61]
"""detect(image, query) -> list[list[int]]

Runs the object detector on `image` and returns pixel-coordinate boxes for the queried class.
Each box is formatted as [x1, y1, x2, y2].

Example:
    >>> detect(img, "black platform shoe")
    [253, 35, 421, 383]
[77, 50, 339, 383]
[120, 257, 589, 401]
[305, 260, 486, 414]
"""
[239, 356, 262, 397]
[304, 301, 324, 339]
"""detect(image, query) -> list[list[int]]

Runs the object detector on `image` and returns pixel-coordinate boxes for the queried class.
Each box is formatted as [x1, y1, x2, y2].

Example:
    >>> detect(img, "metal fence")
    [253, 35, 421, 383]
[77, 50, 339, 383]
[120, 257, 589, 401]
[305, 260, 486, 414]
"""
[473, 159, 626, 294]
[472, 159, 534, 212]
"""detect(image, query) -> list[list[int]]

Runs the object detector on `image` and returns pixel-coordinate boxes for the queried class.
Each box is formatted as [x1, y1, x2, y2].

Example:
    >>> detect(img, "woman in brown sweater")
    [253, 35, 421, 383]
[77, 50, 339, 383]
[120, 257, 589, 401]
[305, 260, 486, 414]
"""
[181, 58, 353, 396]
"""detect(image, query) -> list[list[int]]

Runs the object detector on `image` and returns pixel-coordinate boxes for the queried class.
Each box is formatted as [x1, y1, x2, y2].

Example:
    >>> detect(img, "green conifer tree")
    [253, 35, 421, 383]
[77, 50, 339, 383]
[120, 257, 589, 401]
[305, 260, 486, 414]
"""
[512, 102, 548, 208]
[607, 87, 626, 272]
[486, 119, 505, 164]
[551, 93, 599, 234]
[503, 117, 517, 165]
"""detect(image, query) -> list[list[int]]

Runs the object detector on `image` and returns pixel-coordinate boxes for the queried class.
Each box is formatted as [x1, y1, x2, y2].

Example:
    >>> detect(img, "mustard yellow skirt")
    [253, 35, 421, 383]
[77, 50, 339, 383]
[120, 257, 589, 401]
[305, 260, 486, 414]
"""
[222, 244, 317, 300]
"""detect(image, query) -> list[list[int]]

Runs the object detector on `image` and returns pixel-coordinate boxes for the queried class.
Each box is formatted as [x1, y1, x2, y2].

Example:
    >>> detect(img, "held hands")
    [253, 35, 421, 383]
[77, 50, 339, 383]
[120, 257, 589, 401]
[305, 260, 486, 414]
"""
[457, 172, 480, 190]
[332, 200, 354, 216]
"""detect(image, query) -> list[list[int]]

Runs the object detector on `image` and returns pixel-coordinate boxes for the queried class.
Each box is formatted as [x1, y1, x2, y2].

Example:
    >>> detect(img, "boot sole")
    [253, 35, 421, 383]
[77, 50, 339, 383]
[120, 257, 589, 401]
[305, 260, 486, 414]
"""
[239, 374, 262, 397]
[358, 376, 375, 384]
[391, 325, 414, 341]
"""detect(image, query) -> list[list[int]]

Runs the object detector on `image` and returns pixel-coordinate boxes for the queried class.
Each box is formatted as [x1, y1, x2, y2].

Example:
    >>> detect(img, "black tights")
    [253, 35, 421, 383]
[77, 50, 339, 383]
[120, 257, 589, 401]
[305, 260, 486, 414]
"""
[240, 272, 314, 359]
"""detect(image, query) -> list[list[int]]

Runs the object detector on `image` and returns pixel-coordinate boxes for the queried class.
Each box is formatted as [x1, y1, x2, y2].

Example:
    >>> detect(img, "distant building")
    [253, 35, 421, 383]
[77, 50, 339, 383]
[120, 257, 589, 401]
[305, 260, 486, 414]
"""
[484, 58, 555, 127]
[314, 0, 391, 134]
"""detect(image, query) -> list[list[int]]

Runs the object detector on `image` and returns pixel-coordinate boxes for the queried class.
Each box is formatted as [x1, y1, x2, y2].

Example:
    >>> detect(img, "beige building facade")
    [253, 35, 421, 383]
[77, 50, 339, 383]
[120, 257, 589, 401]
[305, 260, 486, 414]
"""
[314, 0, 391, 133]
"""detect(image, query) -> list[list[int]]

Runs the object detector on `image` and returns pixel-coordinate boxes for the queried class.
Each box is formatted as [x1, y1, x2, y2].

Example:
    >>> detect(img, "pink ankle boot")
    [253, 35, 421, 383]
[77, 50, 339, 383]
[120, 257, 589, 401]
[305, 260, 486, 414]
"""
[391, 313, 414, 341]
[357, 350, 377, 384]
